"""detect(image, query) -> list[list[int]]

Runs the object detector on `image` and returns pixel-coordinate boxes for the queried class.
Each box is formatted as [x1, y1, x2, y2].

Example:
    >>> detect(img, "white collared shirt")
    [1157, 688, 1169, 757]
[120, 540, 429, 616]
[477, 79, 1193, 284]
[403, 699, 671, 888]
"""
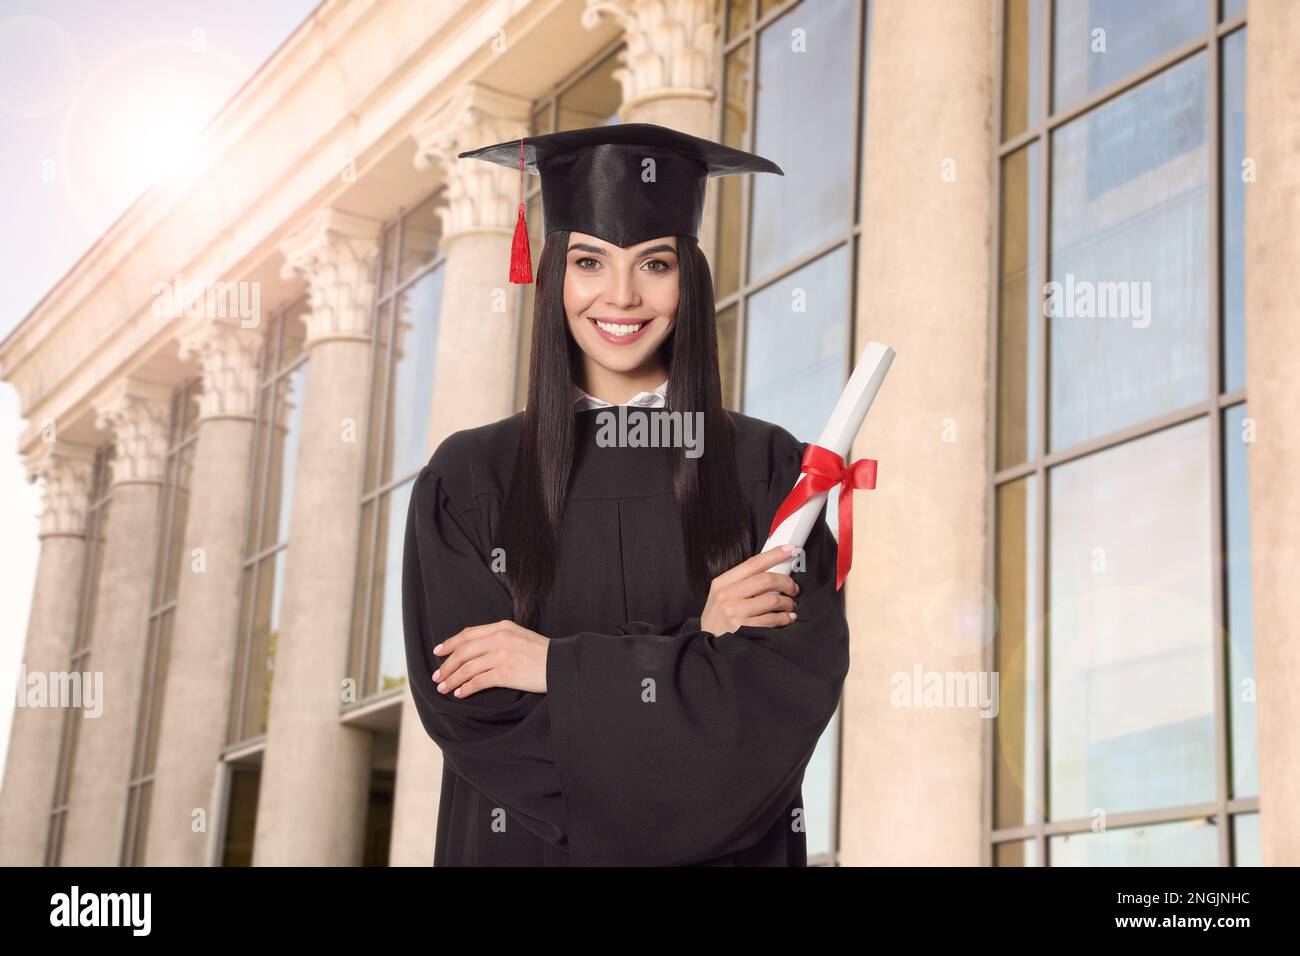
[572, 379, 668, 411]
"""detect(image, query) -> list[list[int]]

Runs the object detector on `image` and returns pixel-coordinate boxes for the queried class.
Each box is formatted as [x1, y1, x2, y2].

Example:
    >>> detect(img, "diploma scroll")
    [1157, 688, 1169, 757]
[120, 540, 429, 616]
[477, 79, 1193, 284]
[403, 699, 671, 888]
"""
[760, 340, 895, 579]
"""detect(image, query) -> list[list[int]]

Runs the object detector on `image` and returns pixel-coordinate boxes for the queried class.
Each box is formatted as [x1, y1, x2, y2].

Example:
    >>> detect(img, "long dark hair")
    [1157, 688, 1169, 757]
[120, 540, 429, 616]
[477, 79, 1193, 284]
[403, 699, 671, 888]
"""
[494, 230, 753, 629]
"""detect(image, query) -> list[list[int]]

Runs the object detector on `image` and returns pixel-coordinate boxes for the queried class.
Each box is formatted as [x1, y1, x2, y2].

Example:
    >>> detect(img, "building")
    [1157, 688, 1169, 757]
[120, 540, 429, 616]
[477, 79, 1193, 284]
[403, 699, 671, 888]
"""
[1, 0, 1294, 867]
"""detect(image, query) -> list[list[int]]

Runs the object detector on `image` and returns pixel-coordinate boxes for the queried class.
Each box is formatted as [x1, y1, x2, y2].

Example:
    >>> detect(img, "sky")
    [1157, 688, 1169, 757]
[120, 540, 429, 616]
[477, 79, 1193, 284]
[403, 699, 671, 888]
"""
[0, 0, 320, 784]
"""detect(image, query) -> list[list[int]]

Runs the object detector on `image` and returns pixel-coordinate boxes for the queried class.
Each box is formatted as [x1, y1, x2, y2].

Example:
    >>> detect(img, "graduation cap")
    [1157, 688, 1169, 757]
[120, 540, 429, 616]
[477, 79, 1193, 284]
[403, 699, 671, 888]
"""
[457, 122, 784, 283]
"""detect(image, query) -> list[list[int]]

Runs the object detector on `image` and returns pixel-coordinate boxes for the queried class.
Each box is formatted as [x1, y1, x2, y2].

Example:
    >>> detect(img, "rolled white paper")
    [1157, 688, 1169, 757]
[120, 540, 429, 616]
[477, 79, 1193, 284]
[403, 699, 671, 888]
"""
[760, 340, 895, 578]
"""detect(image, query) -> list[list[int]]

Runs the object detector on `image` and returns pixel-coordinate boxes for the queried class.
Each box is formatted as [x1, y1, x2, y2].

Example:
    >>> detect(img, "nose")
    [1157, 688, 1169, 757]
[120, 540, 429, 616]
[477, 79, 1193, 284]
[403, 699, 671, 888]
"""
[606, 263, 640, 310]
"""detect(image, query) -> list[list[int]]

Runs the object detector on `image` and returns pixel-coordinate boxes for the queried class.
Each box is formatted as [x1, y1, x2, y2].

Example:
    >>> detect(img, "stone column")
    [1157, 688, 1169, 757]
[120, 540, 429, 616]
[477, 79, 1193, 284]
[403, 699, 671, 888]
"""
[582, 0, 724, 260]
[59, 379, 171, 866]
[1244, 0, 1300, 866]
[382, 87, 530, 866]
[0, 441, 96, 865]
[412, 84, 531, 451]
[842, 0, 996, 865]
[144, 318, 263, 865]
[251, 209, 382, 865]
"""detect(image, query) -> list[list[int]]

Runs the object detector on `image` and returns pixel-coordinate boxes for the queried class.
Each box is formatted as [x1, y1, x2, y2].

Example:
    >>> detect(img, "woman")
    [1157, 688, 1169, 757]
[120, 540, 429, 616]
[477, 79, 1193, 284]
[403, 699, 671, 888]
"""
[401, 124, 850, 866]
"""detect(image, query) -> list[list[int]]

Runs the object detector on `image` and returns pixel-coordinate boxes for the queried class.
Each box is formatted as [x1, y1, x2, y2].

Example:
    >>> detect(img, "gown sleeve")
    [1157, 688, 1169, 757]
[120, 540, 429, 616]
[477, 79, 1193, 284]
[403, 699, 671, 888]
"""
[544, 432, 851, 866]
[401, 462, 571, 851]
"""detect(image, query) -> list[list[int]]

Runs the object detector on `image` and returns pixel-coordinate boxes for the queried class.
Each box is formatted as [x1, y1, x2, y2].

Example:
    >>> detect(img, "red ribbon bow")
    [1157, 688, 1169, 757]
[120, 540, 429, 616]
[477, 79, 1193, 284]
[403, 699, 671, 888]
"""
[767, 443, 877, 591]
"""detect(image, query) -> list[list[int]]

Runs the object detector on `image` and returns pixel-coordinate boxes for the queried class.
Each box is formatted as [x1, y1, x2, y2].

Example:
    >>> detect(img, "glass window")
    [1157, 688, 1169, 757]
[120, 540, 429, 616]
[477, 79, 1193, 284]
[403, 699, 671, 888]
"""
[1223, 402, 1255, 798]
[726, 0, 753, 41]
[742, 244, 850, 445]
[997, 142, 1042, 467]
[397, 193, 444, 286]
[1221, 27, 1246, 392]
[352, 107, 478, 699]
[804, 701, 840, 858]
[47, 447, 114, 865]
[995, 839, 1039, 866]
[1049, 54, 1208, 452]
[997, 0, 1252, 868]
[374, 482, 413, 693]
[266, 362, 309, 551]
[277, 298, 307, 372]
[364, 299, 393, 493]
[716, 303, 738, 409]
[1049, 818, 1218, 865]
[717, 39, 752, 300]
[127, 380, 201, 866]
[231, 302, 308, 745]
[725, 3, 870, 865]
[1232, 812, 1259, 865]
[995, 476, 1040, 830]
[379, 223, 398, 299]
[237, 549, 287, 740]
[748, 0, 857, 284]
[352, 481, 414, 699]
[352, 229, 443, 700]
[382, 266, 444, 487]
[1049, 419, 1215, 821]
[1052, 0, 1207, 111]
[1003, 0, 1046, 140]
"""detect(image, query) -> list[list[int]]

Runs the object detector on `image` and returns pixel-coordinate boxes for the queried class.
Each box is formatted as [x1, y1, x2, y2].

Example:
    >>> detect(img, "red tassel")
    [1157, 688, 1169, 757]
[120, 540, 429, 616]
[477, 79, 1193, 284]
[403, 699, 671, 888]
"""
[508, 137, 533, 284]
[509, 201, 533, 284]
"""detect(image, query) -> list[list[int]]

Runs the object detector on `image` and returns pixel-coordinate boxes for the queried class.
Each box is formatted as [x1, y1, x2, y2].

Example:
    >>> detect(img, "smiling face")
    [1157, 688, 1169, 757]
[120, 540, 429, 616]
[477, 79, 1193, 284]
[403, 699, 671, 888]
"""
[563, 232, 679, 383]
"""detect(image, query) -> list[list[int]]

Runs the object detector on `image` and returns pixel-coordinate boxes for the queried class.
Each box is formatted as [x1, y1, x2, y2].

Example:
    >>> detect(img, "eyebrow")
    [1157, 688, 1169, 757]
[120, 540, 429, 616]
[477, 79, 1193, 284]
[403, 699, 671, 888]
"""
[568, 242, 677, 258]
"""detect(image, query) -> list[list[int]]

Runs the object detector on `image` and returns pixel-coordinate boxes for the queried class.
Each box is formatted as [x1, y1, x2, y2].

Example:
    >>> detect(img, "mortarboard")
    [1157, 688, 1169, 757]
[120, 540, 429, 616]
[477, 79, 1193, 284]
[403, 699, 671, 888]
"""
[457, 122, 783, 283]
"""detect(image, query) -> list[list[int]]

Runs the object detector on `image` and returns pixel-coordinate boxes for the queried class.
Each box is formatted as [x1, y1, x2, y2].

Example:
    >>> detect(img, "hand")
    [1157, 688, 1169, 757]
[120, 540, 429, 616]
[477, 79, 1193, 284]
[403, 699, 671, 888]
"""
[432, 620, 550, 698]
[699, 545, 801, 637]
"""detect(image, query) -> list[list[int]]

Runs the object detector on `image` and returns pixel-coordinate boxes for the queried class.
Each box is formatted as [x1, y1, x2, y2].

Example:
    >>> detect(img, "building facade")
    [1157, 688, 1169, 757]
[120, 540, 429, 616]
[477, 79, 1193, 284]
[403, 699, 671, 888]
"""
[1, 0, 1296, 866]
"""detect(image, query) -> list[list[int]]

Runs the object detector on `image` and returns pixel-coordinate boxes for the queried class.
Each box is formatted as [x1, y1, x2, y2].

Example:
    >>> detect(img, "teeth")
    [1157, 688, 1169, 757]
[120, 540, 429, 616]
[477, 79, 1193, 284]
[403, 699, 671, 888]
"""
[595, 320, 644, 336]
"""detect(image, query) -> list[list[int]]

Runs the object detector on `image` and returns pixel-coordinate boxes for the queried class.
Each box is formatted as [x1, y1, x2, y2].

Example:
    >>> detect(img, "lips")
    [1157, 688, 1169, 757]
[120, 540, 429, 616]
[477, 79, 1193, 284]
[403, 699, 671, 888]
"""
[588, 316, 654, 345]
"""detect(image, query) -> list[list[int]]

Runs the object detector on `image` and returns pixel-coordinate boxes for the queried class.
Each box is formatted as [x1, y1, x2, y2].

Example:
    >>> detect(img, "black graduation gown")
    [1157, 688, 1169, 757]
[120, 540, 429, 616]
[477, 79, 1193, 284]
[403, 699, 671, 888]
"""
[401, 405, 850, 866]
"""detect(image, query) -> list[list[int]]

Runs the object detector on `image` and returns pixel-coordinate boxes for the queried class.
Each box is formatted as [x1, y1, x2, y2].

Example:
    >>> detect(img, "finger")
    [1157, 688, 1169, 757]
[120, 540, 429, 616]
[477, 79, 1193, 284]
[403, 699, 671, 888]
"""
[742, 610, 797, 629]
[454, 671, 498, 699]
[734, 570, 799, 599]
[716, 546, 801, 586]
[439, 652, 496, 694]
[736, 591, 796, 620]
[434, 619, 512, 656]
[434, 636, 492, 683]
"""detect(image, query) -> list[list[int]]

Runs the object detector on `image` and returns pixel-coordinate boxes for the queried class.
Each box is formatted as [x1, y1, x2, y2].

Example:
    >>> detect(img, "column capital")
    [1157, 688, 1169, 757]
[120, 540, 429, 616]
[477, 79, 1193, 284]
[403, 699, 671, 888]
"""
[413, 84, 532, 238]
[582, 0, 722, 115]
[278, 209, 383, 348]
[23, 440, 98, 538]
[92, 379, 172, 487]
[178, 317, 265, 421]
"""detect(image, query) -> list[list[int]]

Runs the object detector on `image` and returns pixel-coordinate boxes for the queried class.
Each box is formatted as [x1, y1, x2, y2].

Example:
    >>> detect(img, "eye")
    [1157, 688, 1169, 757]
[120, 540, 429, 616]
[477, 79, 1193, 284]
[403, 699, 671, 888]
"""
[643, 258, 673, 273]
[573, 256, 600, 270]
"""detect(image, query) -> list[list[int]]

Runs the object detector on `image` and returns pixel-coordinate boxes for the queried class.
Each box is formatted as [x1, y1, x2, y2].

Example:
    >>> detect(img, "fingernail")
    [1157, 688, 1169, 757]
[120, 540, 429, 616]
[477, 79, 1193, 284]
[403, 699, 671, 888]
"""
[433, 643, 444, 655]
[783, 544, 798, 553]
[437, 681, 448, 692]
[432, 669, 441, 681]
[789, 611, 798, 620]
